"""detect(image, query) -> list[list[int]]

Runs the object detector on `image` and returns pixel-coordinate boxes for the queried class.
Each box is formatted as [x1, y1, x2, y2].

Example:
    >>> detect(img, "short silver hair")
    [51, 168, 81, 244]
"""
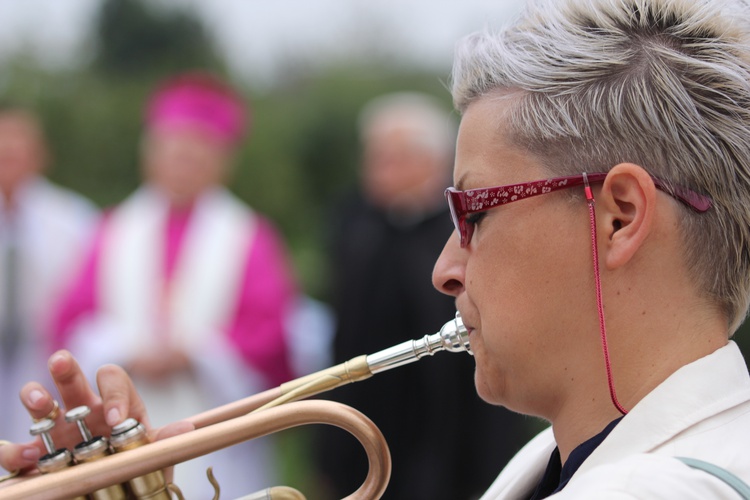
[451, 0, 750, 333]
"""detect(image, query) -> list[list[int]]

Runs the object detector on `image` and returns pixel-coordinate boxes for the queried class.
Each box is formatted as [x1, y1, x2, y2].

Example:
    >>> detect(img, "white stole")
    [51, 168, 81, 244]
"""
[100, 187, 255, 355]
[73, 186, 278, 497]
[99, 186, 257, 425]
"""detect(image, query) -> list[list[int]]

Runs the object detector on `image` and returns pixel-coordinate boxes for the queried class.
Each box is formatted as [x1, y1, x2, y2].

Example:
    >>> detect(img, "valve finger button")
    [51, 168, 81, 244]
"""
[29, 418, 74, 475]
[65, 406, 94, 443]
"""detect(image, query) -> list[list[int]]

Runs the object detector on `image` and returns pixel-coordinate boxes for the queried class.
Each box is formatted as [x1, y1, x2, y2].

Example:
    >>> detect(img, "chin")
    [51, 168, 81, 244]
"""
[166, 188, 199, 205]
[474, 370, 503, 406]
[474, 368, 530, 414]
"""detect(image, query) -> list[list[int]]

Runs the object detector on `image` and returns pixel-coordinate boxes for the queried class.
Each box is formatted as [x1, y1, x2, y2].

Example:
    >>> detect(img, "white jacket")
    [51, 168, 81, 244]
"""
[481, 341, 750, 499]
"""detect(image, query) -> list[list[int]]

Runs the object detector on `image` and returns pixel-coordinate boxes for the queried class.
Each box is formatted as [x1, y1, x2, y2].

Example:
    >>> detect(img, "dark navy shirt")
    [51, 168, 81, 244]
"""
[529, 417, 624, 499]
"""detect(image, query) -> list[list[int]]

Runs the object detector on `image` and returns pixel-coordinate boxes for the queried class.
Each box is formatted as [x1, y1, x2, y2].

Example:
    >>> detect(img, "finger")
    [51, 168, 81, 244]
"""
[47, 350, 102, 412]
[96, 364, 149, 428]
[19, 382, 60, 423]
[0, 441, 42, 475]
[19, 383, 80, 453]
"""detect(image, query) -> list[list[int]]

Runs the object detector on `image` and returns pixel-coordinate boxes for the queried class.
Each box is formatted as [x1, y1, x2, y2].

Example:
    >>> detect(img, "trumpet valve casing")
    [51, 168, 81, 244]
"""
[66, 406, 127, 500]
[110, 418, 171, 500]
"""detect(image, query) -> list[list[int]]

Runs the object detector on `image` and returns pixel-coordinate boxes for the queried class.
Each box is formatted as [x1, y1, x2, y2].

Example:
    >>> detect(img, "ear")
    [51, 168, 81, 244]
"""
[597, 163, 657, 269]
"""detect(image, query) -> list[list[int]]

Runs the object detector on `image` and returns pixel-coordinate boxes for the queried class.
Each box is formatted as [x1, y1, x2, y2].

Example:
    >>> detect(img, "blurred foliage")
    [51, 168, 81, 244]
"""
[0, 5, 458, 490]
[0, 0, 455, 301]
[93, 0, 224, 76]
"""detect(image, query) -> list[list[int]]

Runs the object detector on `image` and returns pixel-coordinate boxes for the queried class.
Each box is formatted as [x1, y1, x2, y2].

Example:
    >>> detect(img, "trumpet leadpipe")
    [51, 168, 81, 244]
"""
[188, 312, 470, 425]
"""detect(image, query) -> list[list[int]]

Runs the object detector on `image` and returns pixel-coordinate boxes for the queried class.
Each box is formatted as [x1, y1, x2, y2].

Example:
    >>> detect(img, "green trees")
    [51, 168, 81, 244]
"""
[93, 0, 222, 77]
[0, 0, 453, 297]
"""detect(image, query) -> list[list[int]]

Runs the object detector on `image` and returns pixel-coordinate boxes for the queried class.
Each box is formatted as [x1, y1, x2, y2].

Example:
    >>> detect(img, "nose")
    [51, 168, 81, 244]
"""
[432, 231, 466, 297]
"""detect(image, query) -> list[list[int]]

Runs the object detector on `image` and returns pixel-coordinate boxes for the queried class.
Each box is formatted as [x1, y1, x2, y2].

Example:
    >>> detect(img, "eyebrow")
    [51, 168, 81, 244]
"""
[454, 172, 469, 191]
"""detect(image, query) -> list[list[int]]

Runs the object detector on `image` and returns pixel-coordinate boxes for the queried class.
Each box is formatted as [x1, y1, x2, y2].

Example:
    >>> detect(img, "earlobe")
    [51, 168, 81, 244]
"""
[598, 164, 656, 269]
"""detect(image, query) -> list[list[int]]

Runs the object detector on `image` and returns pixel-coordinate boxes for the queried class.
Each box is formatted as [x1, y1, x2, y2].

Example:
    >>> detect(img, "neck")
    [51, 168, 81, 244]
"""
[550, 276, 727, 463]
[149, 184, 202, 209]
[549, 348, 628, 464]
[552, 397, 625, 463]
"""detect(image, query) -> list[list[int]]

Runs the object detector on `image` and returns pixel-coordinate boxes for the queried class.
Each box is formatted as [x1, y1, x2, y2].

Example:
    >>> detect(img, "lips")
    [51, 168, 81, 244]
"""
[458, 313, 476, 333]
[456, 307, 477, 337]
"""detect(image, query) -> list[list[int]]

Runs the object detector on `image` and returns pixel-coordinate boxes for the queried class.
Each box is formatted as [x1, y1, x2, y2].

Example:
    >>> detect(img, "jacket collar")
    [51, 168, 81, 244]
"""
[574, 341, 750, 480]
[481, 341, 750, 499]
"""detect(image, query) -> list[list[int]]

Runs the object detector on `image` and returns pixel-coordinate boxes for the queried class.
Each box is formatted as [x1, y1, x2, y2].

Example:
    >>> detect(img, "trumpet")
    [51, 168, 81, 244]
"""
[0, 313, 471, 500]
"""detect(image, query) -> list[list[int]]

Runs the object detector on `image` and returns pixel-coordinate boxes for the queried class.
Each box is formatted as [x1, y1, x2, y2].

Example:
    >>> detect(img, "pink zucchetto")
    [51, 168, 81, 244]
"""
[145, 71, 248, 146]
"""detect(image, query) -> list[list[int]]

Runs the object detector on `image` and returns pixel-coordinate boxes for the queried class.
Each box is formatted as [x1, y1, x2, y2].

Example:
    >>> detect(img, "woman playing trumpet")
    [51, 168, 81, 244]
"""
[6, 0, 750, 498]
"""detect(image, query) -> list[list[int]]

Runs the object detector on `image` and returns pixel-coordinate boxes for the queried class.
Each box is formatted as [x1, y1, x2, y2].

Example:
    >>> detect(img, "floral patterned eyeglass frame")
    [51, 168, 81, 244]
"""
[445, 172, 713, 248]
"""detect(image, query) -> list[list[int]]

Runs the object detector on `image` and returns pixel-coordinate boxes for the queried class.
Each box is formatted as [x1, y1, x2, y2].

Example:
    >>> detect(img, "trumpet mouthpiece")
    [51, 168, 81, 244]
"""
[366, 312, 472, 375]
[435, 312, 472, 354]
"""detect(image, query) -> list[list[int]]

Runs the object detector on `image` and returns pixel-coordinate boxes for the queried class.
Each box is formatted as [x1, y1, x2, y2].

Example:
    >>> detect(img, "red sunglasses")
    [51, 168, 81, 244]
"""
[445, 172, 712, 248]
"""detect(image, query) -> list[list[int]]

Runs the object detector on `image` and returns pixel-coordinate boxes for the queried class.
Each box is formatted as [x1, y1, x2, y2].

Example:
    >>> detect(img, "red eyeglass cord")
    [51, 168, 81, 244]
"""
[584, 174, 629, 415]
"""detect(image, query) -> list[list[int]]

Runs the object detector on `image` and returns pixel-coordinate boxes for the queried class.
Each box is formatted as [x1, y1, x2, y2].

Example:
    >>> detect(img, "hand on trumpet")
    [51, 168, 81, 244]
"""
[0, 349, 194, 477]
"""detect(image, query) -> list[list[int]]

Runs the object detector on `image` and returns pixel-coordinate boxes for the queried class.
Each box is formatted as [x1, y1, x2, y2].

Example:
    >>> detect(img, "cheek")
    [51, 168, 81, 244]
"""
[463, 204, 592, 405]
[473, 204, 590, 305]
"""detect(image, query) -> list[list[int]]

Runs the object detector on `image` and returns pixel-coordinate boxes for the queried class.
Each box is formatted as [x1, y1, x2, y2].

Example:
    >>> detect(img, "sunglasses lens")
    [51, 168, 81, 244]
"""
[445, 190, 459, 227]
[461, 220, 472, 248]
[445, 189, 471, 247]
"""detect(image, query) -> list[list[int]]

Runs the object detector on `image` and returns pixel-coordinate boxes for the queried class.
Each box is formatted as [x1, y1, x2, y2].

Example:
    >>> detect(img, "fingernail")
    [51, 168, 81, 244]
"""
[21, 447, 40, 461]
[48, 351, 66, 367]
[107, 407, 121, 426]
[28, 390, 44, 406]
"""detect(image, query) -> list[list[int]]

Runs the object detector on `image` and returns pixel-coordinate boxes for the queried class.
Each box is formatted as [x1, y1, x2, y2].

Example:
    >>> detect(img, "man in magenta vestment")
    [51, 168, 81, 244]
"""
[52, 72, 297, 498]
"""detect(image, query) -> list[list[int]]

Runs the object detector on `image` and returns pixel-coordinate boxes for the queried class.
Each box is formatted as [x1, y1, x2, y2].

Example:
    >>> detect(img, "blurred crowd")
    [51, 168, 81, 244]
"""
[0, 72, 532, 499]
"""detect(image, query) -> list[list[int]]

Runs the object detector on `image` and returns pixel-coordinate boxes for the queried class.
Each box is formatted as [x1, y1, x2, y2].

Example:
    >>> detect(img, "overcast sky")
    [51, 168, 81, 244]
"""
[0, 0, 525, 86]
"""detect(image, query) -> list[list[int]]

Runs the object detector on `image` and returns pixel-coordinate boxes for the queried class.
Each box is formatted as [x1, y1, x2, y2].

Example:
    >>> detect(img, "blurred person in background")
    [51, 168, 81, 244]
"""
[51, 72, 298, 498]
[0, 103, 98, 443]
[315, 92, 533, 500]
